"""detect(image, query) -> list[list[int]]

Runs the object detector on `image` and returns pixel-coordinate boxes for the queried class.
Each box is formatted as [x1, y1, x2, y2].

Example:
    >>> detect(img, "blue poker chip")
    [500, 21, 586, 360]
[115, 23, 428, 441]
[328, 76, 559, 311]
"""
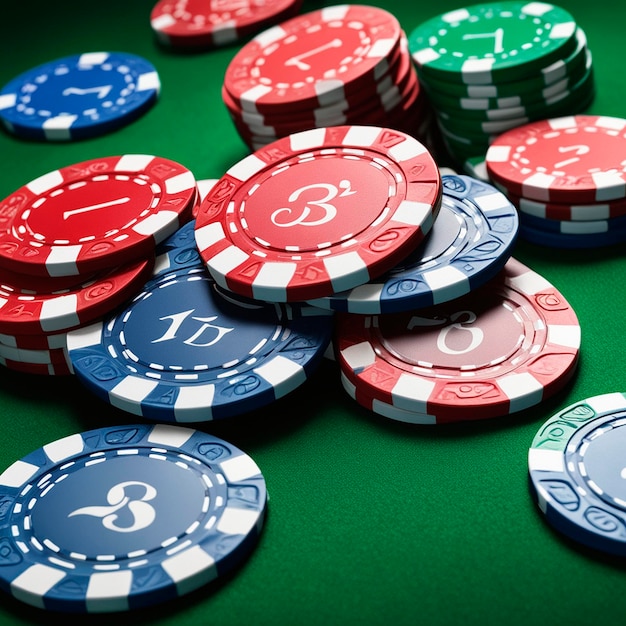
[528, 392, 626, 556]
[520, 211, 626, 235]
[67, 265, 334, 421]
[0, 52, 160, 141]
[307, 174, 518, 314]
[519, 219, 626, 249]
[0, 423, 267, 612]
[152, 219, 203, 278]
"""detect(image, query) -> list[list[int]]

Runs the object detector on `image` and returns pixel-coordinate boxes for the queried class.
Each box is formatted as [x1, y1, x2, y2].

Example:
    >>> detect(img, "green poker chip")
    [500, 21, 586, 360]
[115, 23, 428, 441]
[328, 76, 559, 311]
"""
[409, 2, 578, 84]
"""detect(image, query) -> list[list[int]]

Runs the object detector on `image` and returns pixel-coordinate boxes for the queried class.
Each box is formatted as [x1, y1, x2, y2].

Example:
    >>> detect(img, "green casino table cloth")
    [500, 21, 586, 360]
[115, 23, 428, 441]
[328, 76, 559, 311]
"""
[1, 0, 626, 624]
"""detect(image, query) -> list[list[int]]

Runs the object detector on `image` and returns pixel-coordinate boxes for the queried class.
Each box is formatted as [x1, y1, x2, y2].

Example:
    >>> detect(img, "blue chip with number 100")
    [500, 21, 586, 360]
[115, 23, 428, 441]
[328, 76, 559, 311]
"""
[0, 423, 267, 612]
[66, 264, 334, 422]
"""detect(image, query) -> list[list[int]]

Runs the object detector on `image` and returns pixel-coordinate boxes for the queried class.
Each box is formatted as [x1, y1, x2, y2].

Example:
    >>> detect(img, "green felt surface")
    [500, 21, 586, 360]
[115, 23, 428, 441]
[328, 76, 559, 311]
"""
[1, 0, 626, 624]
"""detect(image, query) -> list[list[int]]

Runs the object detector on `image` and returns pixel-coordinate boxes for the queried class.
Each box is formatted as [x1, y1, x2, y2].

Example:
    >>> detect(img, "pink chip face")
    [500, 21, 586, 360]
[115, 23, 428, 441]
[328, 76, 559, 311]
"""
[150, 0, 303, 48]
[194, 125, 441, 302]
[0, 155, 197, 277]
[335, 257, 581, 422]
[486, 116, 626, 203]
[223, 5, 402, 112]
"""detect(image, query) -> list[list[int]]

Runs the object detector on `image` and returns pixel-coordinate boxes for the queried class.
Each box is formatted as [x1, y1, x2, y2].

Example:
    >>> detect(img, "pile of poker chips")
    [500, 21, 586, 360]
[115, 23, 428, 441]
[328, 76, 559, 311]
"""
[0, 52, 160, 141]
[150, 0, 303, 49]
[408, 2, 595, 166]
[485, 115, 626, 248]
[0, 154, 199, 374]
[221, 5, 433, 151]
[186, 124, 580, 425]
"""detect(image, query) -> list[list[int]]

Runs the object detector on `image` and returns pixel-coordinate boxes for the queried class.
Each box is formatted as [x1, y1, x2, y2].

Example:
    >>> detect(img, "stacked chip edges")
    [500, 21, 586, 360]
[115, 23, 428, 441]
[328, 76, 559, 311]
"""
[485, 115, 626, 248]
[0, 155, 200, 375]
[408, 2, 595, 167]
[221, 5, 434, 152]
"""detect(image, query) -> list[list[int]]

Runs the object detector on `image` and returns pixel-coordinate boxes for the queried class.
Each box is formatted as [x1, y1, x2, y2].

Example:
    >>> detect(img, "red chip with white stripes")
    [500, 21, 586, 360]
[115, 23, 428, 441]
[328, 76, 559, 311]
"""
[194, 125, 441, 302]
[0, 155, 197, 277]
[335, 257, 581, 422]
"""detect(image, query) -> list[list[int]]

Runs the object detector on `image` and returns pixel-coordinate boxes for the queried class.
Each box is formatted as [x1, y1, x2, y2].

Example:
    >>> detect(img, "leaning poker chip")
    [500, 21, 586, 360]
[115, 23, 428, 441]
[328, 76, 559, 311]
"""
[307, 174, 518, 314]
[409, 2, 577, 85]
[486, 115, 626, 203]
[527, 392, 626, 556]
[0, 257, 154, 335]
[195, 125, 441, 302]
[0, 155, 197, 278]
[223, 5, 402, 114]
[336, 257, 581, 421]
[67, 266, 334, 422]
[151, 0, 303, 48]
[0, 423, 267, 611]
[519, 210, 626, 236]
[0, 52, 160, 141]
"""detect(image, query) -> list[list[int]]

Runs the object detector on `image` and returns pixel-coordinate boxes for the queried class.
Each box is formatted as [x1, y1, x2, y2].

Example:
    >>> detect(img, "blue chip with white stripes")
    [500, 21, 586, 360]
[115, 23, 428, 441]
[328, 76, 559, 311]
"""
[0, 423, 267, 612]
[307, 174, 519, 314]
[67, 265, 334, 422]
[0, 52, 160, 141]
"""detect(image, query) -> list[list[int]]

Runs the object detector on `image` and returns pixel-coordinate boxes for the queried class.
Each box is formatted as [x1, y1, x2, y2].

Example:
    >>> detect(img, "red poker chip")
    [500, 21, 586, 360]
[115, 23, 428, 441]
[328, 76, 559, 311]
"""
[0, 256, 154, 335]
[223, 5, 402, 114]
[0, 329, 68, 351]
[194, 125, 441, 302]
[335, 257, 581, 421]
[151, 0, 303, 48]
[0, 155, 197, 277]
[486, 115, 626, 203]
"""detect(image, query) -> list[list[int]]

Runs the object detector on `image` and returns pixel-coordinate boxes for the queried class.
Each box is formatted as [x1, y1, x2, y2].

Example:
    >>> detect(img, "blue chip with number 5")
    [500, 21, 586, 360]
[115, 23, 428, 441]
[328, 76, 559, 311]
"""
[307, 174, 519, 314]
[0, 52, 160, 141]
[66, 266, 334, 421]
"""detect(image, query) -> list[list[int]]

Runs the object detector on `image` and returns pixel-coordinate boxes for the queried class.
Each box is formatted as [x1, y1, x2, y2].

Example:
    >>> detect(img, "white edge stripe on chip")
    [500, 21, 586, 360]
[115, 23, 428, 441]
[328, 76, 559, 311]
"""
[162, 545, 216, 595]
[228, 152, 269, 182]
[587, 392, 626, 413]
[392, 373, 434, 413]
[67, 321, 103, 352]
[134, 210, 178, 237]
[137, 71, 160, 92]
[217, 506, 261, 536]
[86, 571, 132, 612]
[343, 125, 379, 147]
[110, 376, 159, 414]
[220, 453, 262, 483]
[321, 4, 349, 20]
[528, 447, 564, 472]
[290, 127, 327, 151]
[0, 93, 16, 110]
[79, 52, 109, 66]
[116, 154, 154, 172]
[498, 372, 543, 411]
[548, 324, 581, 349]
[341, 341, 376, 371]
[44, 433, 85, 463]
[0, 459, 40, 488]
[195, 221, 226, 253]
[11, 564, 67, 608]
[27, 169, 64, 195]
[148, 423, 195, 447]
[442, 8, 470, 22]
[174, 385, 215, 422]
[255, 354, 305, 398]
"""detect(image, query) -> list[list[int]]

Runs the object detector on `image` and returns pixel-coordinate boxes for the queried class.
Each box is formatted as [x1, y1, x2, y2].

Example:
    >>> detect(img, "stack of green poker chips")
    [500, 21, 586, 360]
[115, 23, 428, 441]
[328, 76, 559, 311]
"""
[408, 2, 595, 165]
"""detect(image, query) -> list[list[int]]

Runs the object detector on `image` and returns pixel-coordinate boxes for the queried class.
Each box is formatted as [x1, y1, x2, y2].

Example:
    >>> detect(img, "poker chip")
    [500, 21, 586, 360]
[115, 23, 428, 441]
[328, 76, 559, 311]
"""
[67, 263, 334, 422]
[485, 115, 626, 247]
[222, 6, 432, 150]
[335, 257, 581, 422]
[0, 355, 72, 376]
[0, 423, 267, 611]
[408, 4, 595, 164]
[307, 174, 518, 314]
[194, 125, 441, 302]
[486, 115, 626, 203]
[150, 0, 303, 48]
[0, 257, 154, 336]
[0, 52, 160, 141]
[528, 392, 626, 556]
[0, 155, 197, 278]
